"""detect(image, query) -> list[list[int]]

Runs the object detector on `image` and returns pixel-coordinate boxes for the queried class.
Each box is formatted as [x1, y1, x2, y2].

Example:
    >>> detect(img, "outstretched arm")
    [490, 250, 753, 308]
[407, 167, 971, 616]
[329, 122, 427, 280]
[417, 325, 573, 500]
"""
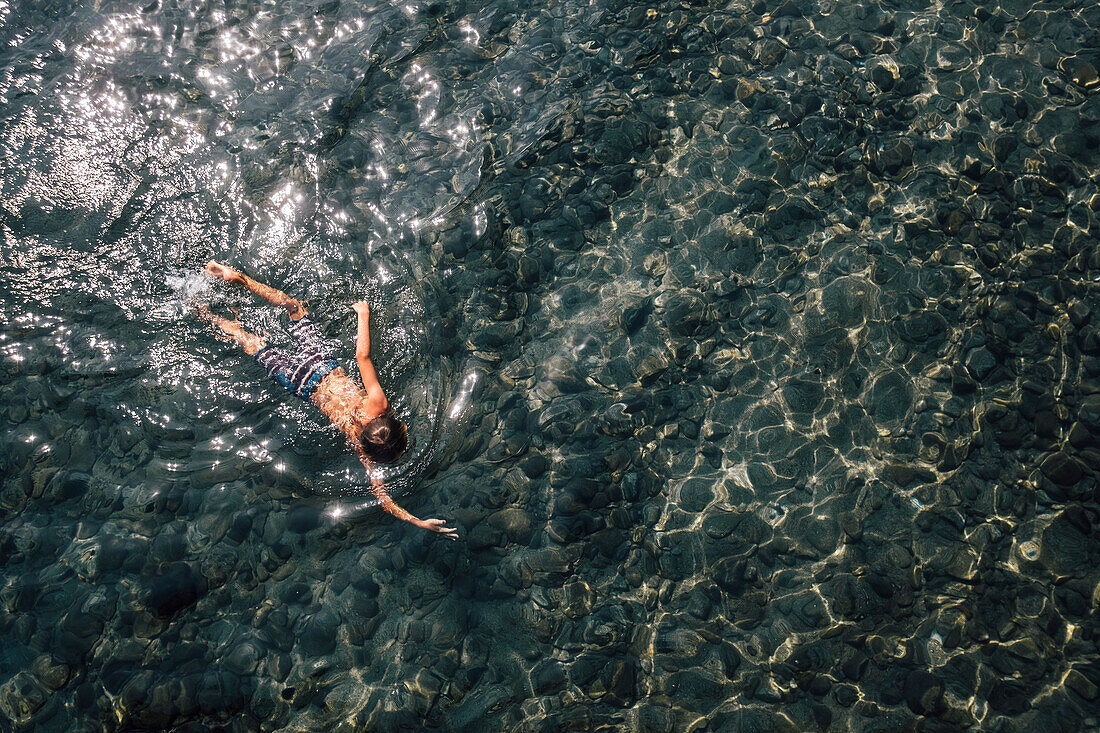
[356, 447, 457, 540]
[352, 301, 388, 414]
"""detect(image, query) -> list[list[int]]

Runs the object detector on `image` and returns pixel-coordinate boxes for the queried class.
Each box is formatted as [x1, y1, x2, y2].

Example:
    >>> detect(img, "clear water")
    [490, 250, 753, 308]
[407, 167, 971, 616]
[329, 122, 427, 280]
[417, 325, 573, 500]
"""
[2, 0, 1099, 730]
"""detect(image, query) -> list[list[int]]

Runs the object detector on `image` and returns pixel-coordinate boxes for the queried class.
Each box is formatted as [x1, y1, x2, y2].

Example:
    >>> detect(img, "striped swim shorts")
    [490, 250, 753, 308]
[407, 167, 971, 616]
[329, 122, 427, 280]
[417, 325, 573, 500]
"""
[254, 317, 339, 400]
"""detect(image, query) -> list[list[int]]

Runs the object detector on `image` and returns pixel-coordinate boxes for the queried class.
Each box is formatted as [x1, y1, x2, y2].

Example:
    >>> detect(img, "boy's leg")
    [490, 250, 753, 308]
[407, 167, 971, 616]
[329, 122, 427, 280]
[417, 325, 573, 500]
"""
[205, 260, 309, 320]
[196, 306, 266, 356]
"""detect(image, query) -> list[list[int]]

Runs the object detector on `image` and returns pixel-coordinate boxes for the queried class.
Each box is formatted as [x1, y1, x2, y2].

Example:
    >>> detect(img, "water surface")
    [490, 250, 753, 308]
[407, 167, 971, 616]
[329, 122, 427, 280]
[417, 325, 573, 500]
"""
[2, 0, 1099, 730]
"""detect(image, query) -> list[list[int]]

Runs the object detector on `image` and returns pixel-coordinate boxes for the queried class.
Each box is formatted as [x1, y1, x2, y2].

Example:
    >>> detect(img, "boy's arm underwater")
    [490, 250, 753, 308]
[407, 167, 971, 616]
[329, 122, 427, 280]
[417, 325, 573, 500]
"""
[355, 447, 458, 540]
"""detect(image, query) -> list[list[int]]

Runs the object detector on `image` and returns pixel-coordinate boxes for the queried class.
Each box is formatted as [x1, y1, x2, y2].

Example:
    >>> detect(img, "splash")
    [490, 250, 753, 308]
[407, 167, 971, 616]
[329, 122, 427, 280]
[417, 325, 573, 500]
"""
[158, 271, 214, 321]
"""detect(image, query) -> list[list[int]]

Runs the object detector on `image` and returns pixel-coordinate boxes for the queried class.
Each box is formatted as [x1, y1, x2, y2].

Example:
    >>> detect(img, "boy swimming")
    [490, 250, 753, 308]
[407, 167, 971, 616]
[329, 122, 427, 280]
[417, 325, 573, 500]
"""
[198, 260, 457, 540]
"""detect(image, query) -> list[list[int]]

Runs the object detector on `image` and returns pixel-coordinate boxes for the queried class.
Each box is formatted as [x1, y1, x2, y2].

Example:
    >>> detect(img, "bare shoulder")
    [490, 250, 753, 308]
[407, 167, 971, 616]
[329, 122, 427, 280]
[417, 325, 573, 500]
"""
[358, 389, 389, 420]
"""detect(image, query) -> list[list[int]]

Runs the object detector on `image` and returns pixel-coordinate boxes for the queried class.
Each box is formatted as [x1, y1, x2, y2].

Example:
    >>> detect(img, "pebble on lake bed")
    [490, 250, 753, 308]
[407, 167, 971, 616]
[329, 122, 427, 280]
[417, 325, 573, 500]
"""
[1060, 57, 1099, 89]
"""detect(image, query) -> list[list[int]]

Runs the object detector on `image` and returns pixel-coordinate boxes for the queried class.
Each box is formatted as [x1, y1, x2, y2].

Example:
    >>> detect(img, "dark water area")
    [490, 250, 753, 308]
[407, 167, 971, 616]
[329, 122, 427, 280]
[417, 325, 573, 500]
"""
[2, 0, 1100, 729]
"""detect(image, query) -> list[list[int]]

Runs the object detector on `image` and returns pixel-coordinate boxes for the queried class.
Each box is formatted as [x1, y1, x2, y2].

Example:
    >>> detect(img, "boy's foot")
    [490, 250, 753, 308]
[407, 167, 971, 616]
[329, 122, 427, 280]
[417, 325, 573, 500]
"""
[205, 260, 242, 284]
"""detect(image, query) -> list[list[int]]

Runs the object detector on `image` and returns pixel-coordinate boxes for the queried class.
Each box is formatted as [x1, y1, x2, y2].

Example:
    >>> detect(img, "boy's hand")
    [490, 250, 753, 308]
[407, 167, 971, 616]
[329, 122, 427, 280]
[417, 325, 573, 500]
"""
[419, 518, 458, 540]
[351, 301, 370, 317]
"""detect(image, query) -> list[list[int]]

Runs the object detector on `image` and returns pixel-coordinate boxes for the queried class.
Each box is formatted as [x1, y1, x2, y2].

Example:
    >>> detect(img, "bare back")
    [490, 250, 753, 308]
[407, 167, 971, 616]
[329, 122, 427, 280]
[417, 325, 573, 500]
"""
[311, 368, 371, 440]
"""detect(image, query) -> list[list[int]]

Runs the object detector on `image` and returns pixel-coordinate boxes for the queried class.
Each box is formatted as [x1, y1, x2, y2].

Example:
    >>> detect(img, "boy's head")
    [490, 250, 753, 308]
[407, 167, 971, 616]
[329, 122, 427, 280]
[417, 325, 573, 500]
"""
[357, 411, 408, 464]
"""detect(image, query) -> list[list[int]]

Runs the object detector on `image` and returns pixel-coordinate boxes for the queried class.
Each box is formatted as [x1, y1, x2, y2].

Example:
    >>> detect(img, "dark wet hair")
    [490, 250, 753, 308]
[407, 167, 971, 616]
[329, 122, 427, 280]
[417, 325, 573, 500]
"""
[358, 411, 408, 464]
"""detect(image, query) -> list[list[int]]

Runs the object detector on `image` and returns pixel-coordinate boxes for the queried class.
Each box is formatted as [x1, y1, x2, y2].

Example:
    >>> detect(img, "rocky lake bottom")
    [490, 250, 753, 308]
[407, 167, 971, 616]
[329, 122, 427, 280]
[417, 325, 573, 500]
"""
[2, 0, 1100, 730]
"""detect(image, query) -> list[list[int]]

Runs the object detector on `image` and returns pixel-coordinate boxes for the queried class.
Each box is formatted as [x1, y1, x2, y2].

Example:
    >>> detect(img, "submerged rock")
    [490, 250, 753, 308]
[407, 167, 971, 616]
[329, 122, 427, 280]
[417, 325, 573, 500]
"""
[0, 672, 46, 724]
[300, 612, 339, 658]
[1040, 452, 1084, 486]
[679, 477, 714, 512]
[904, 670, 945, 716]
[32, 655, 70, 691]
[1061, 57, 1099, 89]
[488, 507, 533, 544]
[144, 563, 203, 619]
[531, 660, 566, 694]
